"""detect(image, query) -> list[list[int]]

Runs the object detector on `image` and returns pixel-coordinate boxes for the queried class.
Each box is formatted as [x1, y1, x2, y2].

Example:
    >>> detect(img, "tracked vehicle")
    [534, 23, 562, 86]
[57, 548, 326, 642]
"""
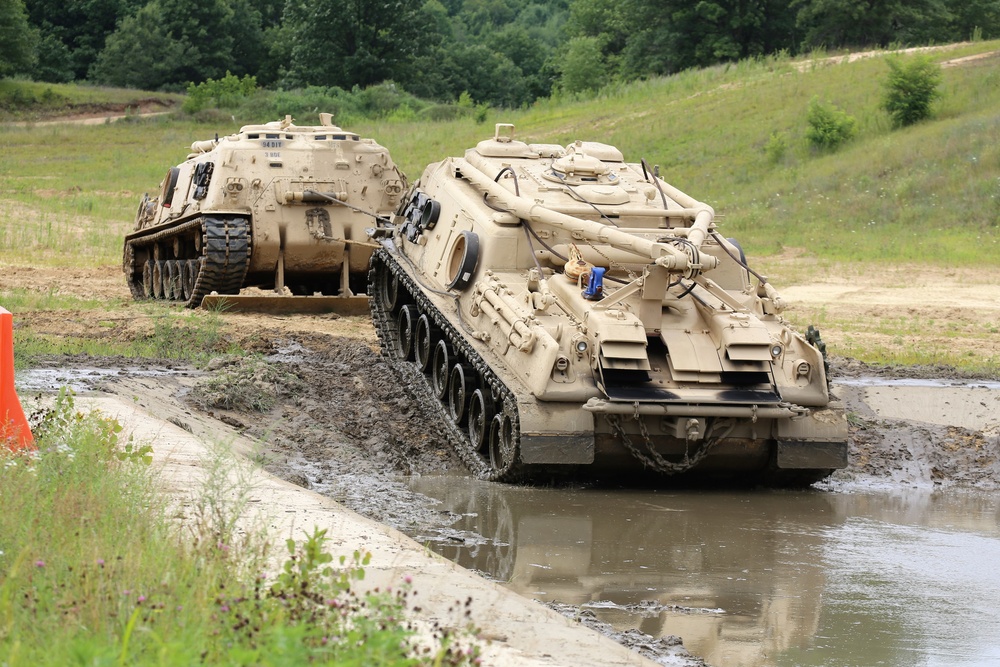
[123, 114, 405, 310]
[368, 124, 847, 486]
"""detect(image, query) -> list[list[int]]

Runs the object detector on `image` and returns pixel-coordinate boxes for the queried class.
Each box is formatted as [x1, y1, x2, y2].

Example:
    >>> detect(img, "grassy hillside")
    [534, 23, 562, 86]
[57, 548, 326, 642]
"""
[1, 43, 999, 370]
[0, 79, 182, 121]
[359, 42, 1000, 266]
[3, 42, 999, 267]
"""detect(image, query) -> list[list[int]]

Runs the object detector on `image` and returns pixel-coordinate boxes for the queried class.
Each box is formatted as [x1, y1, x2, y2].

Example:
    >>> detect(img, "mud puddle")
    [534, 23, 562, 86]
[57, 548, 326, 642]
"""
[406, 477, 1000, 667]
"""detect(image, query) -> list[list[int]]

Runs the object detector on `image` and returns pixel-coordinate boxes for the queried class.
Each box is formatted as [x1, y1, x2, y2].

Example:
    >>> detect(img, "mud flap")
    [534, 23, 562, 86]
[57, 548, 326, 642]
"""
[520, 434, 594, 464]
[774, 400, 848, 469]
[776, 440, 848, 469]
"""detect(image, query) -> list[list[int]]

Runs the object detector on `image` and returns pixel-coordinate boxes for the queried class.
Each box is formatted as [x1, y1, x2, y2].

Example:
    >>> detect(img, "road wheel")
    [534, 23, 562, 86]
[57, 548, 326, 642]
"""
[396, 305, 416, 361]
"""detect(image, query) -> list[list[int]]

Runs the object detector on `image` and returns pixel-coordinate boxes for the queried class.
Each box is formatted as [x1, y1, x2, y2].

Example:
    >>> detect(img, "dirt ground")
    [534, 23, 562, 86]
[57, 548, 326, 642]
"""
[5, 260, 1000, 499]
[5, 260, 998, 666]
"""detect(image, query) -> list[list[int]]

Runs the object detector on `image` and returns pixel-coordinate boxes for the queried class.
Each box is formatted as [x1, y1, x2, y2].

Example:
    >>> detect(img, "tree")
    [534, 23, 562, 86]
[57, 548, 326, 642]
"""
[89, 3, 184, 89]
[558, 36, 607, 94]
[0, 0, 37, 76]
[24, 0, 137, 81]
[882, 55, 941, 127]
[564, 0, 799, 80]
[283, 0, 435, 89]
[90, 0, 241, 89]
[795, 0, 953, 50]
[486, 23, 557, 100]
[946, 0, 1000, 40]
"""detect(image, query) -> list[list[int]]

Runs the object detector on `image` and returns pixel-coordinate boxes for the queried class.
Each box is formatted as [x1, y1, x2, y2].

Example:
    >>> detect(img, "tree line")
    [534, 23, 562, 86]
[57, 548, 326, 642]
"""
[1, 0, 997, 106]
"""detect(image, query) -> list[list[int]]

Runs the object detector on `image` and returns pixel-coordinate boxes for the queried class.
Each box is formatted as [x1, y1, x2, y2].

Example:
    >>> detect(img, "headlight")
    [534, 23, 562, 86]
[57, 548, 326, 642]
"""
[770, 344, 783, 358]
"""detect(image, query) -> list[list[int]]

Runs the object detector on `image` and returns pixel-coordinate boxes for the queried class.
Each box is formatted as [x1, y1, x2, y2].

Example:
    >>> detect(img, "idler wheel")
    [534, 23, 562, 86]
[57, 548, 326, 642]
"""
[142, 260, 154, 299]
[431, 339, 452, 399]
[152, 260, 165, 299]
[468, 387, 495, 454]
[414, 314, 438, 372]
[396, 304, 417, 361]
[488, 413, 516, 471]
[448, 362, 475, 425]
[380, 269, 407, 313]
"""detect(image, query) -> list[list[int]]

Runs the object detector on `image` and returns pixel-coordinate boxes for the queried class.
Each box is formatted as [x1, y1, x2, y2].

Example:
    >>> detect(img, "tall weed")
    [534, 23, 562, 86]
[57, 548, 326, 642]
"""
[0, 391, 481, 665]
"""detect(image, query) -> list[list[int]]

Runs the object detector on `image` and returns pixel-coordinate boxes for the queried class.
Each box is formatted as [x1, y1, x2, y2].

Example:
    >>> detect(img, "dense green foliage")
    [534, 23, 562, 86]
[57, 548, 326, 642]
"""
[6, 0, 1000, 106]
[0, 0, 37, 77]
[882, 55, 943, 126]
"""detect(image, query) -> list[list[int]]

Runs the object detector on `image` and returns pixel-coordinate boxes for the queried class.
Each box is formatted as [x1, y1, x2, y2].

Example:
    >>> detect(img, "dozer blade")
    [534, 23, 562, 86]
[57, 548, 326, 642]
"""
[200, 294, 371, 316]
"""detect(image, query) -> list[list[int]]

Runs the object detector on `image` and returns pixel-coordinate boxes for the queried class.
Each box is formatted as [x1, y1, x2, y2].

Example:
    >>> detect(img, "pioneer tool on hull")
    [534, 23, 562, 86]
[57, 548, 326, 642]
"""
[123, 114, 405, 312]
[369, 124, 847, 485]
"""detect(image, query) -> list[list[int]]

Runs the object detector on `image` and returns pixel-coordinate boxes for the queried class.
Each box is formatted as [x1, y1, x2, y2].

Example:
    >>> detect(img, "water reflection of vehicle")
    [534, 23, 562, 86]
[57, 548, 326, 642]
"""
[410, 477, 844, 667]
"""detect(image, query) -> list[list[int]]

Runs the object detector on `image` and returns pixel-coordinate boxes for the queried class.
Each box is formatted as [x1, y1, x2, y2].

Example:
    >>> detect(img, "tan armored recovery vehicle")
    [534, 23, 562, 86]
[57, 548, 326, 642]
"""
[123, 114, 405, 311]
[368, 124, 847, 486]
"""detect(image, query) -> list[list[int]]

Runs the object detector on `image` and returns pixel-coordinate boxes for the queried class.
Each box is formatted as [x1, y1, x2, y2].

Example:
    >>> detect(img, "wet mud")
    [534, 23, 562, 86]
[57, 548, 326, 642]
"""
[20, 337, 1000, 667]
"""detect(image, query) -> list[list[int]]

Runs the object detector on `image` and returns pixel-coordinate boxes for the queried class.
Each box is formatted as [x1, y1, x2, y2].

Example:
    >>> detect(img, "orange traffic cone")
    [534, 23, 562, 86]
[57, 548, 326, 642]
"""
[0, 307, 34, 452]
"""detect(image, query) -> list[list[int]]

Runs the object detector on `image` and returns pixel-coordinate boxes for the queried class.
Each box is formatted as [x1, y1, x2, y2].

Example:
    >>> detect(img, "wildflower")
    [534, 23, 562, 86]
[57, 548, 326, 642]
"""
[35, 560, 44, 568]
[97, 559, 105, 567]
[123, 590, 130, 596]
[404, 574, 413, 584]
[137, 595, 146, 603]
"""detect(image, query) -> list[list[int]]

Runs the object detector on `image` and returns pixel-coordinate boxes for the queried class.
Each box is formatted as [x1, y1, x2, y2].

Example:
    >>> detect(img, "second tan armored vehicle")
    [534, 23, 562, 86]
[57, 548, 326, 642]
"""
[123, 114, 405, 310]
[368, 124, 847, 486]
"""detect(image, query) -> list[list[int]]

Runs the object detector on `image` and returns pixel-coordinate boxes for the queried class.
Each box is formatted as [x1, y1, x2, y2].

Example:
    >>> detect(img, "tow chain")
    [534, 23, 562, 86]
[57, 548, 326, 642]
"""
[606, 410, 736, 475]
[584, 240, 638, 282]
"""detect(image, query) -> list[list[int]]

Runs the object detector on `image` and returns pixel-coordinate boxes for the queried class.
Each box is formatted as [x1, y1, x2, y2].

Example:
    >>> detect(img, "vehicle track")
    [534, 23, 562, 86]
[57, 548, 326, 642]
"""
[369, 246, 525, 482]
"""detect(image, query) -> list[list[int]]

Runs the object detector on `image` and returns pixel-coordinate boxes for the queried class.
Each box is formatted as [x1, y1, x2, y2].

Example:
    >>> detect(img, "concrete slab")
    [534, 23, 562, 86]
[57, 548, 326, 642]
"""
[79, 395, 667, 667]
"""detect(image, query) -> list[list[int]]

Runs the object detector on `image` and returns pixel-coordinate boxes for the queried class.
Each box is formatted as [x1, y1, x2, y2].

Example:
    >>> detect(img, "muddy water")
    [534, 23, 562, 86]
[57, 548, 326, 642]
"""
[407, 479, 1000, 667]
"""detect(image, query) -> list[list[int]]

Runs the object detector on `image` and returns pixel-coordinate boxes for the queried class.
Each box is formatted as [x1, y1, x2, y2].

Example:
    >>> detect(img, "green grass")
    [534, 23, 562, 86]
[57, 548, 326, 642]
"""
[4, 44, 1000, 268]
[0, 391, 479, 665]
[0, 79, 182, 121]
[0, 286, 113, 311]
[11, 308, 240, 370]
[3, 42, 1000, 370]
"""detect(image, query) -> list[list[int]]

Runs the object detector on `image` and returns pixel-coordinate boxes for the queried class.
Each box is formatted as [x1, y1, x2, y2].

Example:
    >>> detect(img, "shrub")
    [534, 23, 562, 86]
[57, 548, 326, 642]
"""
[764, 131, 787, 164]
[882, 55, 942, 128]
[183, 72, 259, 114]
[805, 96, 857, 150]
